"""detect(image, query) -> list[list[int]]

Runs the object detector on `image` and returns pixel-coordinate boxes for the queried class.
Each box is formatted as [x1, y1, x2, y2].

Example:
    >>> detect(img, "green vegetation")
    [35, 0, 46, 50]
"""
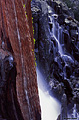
[23, 4, 25, 8]
[23, 3, 36, 66]
[33, 38, 35, 44]
[26, 14, 28, 19]
[32, 17, 37, 66]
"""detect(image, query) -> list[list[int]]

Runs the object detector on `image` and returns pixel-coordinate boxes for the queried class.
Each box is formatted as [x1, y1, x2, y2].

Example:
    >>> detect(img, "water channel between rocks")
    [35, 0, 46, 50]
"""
[36, 68, 61, 120]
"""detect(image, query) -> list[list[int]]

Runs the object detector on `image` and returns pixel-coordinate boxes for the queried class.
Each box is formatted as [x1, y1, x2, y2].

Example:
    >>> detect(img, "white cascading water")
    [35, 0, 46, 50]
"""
[53, 34, 63, 55]
[68, 104, 79, 120]
[78, 27, 79, 41]
[72, 104, 77, 118]
[37, 68, 61, 120]
[52, 15, 64, 56]
[50, 14, 74, 62]
[72, 104, 79, 120]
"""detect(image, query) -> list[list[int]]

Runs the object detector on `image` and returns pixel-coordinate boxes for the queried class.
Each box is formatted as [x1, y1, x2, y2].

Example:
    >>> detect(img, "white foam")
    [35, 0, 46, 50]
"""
[37, 69, 61, 120]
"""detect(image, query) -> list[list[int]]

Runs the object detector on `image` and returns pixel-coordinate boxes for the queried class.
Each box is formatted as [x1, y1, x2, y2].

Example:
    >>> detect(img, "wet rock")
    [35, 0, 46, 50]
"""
[71, 41, 79, 62]
[31, 0, 51, 75]
[0, 53, 24, 120]
[63, 79, 73, 101]
[31, 1, 41, 22]
[60, 94, 67, 120]
[58, 14, 65, 25]
[65, 65, 71, 79]
[32, 0, 79, 119]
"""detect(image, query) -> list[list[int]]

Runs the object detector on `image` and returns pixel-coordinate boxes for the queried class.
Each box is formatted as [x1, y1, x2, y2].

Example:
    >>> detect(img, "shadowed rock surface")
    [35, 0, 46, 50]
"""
[31, 0, 79, 119]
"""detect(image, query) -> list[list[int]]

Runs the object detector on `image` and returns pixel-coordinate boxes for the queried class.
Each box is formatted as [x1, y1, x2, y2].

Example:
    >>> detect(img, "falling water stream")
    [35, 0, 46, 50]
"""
[53, 34, 63, 55]
[50, 14, 74, 63]
[36, 68, 61, 120]
[36, 12, 79, 120]
[36, 7, 79, 120]
[48, 12, 79, 120]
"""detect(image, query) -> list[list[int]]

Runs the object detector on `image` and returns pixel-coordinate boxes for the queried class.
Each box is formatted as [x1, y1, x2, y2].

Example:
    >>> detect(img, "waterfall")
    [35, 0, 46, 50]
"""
[72, 104, 77, 118]
[49, 13, 63, 56]
[48, 14, 74, 63]
[47, 10, 78, 120]
[52, 14, 64, 56]
[68, 104, 79, 120]
[53, 34, 63, 55]
[78, 27, 79, 41]
[37, 68, 61, 120]
[71, 104, 79, 120]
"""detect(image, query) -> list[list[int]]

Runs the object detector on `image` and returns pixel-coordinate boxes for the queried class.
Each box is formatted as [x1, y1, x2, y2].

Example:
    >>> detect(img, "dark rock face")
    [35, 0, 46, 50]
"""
[31, 0, 51, 75]
[0, 0, 41, 120]
[0, 53, 24, 120]
[32, 0, 79, 119]
[61, 0, 79, 21]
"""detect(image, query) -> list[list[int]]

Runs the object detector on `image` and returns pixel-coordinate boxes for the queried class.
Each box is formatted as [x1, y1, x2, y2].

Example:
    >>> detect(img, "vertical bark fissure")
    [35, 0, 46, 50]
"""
[0, 0, 6, 43]
[12, 0, 32, 119]
[0, 0, 41, 119]
[11, 88, 19, 120]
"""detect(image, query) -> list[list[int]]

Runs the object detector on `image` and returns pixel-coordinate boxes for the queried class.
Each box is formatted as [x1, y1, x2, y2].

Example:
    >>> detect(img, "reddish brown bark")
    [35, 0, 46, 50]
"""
[0, 0, 41, 120]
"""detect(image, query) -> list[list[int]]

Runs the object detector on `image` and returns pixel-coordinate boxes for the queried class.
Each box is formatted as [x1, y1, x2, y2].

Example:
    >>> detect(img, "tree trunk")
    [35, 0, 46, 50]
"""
[0, 0, 41, 120]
